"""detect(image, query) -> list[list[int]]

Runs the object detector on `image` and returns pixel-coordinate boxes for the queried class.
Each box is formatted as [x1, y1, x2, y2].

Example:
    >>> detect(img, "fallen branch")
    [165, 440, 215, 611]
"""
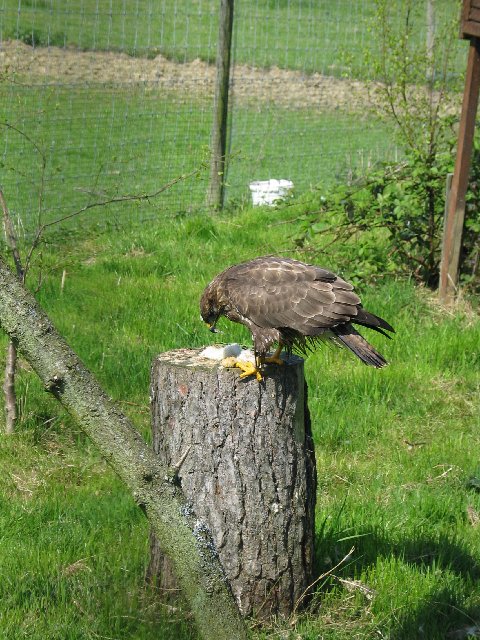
[0, 254, 247, 640]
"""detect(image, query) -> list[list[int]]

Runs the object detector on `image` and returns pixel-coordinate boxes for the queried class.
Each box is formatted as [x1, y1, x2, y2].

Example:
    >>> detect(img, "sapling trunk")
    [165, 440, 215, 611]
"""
[3, 339, 17, 434]
[0, 188, 23, 433]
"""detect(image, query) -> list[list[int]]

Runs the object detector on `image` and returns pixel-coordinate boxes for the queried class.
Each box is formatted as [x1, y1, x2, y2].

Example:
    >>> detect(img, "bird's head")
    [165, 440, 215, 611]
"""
[200, 285, 223, 333]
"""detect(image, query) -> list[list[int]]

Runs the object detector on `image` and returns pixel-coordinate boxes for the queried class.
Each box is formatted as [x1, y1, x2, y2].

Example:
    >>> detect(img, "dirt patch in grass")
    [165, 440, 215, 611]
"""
[1, 39, 382, 112]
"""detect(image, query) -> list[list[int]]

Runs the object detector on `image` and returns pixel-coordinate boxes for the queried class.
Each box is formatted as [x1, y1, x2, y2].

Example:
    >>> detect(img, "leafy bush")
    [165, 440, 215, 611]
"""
[294, 1, 479, 293]
[295, 138, 480, 291]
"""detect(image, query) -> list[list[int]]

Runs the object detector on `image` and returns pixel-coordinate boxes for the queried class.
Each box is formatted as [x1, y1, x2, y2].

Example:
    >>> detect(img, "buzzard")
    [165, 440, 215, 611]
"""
[200, 256, 394, 380]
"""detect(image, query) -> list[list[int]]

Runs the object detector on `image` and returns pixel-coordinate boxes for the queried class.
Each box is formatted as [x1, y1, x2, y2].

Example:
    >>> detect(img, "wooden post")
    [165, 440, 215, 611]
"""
[439, 4, 480, 302]
[148, 349, 317, 619]
[206, 0, 234, 210]
[439, 39, 480, 301]
[441, 171, 453, 287]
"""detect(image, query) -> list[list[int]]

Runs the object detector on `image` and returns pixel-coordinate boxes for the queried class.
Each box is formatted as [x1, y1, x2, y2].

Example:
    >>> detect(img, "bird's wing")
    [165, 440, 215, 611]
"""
[223, 256, 361, 334]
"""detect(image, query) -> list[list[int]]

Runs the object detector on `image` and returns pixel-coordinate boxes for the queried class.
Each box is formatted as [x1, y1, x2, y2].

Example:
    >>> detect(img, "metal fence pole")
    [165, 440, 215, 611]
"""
[207, 0, 234, 210]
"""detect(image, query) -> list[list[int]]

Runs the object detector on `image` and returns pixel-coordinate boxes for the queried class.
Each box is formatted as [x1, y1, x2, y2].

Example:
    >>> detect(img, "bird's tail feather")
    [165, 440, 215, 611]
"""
[353, 308, 395, 338]
[331, 324, 388, 368]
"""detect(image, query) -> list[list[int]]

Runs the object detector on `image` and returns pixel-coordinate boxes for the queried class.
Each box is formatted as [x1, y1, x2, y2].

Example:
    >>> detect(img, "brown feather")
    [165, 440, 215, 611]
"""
[200, 256, 394, 367]
[331, 324, 388, 368]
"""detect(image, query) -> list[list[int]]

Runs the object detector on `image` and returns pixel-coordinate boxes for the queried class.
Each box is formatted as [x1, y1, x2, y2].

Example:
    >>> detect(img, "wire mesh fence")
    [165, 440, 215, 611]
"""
[0, 0, 468, 233]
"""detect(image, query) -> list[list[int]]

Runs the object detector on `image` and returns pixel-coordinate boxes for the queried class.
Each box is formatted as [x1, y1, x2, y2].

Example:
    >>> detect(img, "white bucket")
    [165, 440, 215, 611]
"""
[249, 179, 294, 206]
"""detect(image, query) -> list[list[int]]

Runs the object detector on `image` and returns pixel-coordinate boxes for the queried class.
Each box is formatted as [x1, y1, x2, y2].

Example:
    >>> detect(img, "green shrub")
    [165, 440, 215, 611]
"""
[294, 0, 479, 293]
[295, 137, 480, 291]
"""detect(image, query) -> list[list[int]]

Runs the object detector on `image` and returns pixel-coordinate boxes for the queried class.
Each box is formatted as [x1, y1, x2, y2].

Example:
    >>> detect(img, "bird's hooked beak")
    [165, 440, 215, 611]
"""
[207, 321, 219, 333]
[200, 311, 222, 333]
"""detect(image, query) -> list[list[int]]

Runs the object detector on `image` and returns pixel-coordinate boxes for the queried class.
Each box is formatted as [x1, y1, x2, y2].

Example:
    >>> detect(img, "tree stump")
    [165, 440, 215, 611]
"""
[147, 348, 317, 618]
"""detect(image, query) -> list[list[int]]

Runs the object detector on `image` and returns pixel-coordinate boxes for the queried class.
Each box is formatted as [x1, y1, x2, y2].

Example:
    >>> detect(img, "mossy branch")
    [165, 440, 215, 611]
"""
[0, 254, 248, 640]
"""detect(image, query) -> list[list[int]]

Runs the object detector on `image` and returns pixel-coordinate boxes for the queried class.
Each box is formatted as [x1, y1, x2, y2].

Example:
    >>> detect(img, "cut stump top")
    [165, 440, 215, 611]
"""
[154, 347, 303, 372]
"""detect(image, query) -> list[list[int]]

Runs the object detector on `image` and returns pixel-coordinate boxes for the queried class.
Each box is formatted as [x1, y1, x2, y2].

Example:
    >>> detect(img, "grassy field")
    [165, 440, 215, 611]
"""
[0, 82, 396, 231]
[0, 2, 478, 638]
[0, 200, 479, 639]
[0, 0, 464, 76]
[0, 0, 465, 235]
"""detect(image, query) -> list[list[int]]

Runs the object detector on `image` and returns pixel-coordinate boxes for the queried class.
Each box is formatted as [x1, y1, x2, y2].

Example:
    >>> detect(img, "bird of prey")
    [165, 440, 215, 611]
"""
[200, 256, 394, 380]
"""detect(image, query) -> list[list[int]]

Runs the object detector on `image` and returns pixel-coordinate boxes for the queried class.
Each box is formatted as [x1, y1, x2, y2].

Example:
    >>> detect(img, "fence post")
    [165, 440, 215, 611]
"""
[207, 0, 234, 210]
[439, 37, 480, 302]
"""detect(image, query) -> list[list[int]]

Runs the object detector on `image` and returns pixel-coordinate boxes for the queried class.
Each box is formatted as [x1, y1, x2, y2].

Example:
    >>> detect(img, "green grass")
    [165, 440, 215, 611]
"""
[0, 2, 463, 236]
[0, 435, 194, 639]
[0, 202, 479, 639]
[0, 0, 465, 76]
[0, 3, 477, 637]
[0, 83, 396, 231]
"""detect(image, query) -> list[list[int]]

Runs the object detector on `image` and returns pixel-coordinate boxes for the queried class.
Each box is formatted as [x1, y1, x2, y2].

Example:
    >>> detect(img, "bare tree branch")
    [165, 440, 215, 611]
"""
[23, 165, 204, 276]
[0, 119, 203, 435]
[44, 165, 204, 230]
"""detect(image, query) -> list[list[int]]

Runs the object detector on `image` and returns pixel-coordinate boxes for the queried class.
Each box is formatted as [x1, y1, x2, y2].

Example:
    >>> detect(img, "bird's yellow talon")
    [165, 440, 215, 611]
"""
[237, 361, 263, 381]
[262, 344, 284, 367]
[222, 358, 263, 381]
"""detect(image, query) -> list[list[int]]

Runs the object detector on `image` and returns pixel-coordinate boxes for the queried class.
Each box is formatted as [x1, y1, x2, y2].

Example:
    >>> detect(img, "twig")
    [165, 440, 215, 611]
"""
[0, 122, 45, 161]
[0, 124, 47, 245]
[427, 465, 454, 482]
[171, 445, 192, 478]
[60, 269, 67, 293]
[291, 546, 355, 617]
[334, 575, 377, 599]
[23, 164, 205, 276]
[43, 165, 204, 231]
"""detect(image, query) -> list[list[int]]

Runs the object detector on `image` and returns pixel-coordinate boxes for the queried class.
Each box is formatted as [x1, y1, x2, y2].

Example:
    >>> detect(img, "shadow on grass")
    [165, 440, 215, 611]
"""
[314, 527, 480, 638]
[388, 587, 480, 640]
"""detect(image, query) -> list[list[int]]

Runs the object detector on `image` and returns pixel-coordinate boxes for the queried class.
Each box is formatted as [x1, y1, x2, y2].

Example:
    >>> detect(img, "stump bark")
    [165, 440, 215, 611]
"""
[148, 348, 317, 618]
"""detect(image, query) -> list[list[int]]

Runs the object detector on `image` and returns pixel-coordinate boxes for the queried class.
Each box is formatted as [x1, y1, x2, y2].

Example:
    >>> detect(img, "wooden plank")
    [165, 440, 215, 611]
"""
[462, 0, 476, 38]
[439, 38, 480, 301]
[463, 0, 473, 23]
[471, 0, 480, 9]
[462, 20, 480, 39]
[469, 7, 480, 21]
